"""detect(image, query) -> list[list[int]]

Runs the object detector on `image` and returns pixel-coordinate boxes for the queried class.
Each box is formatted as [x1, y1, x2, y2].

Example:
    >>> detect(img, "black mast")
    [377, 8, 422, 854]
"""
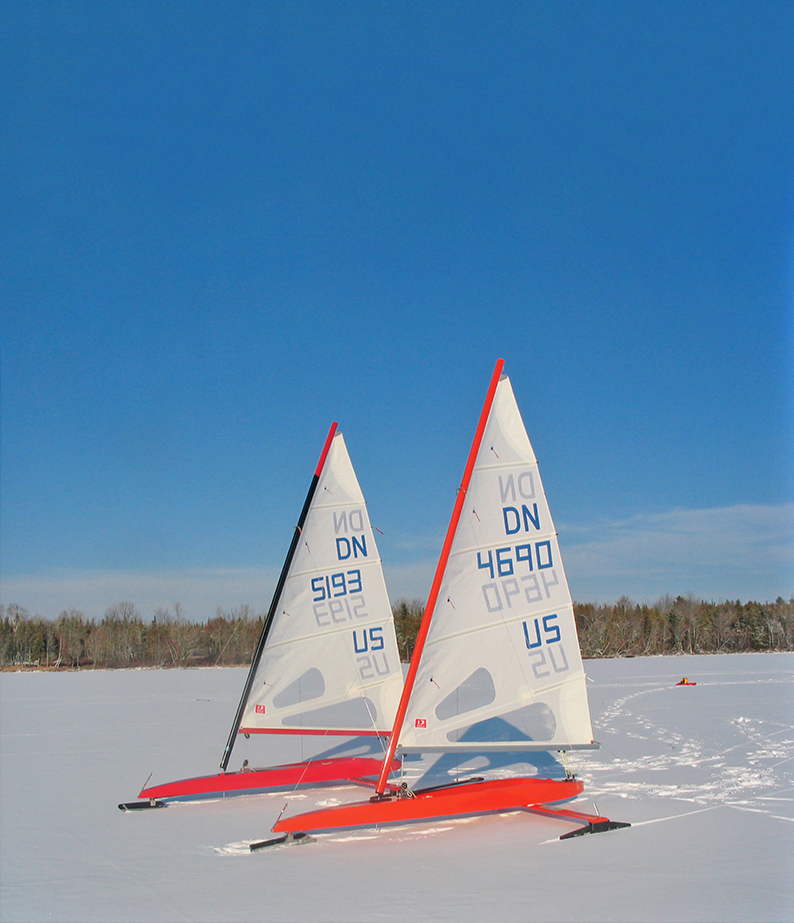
[220, 422, 338, 771]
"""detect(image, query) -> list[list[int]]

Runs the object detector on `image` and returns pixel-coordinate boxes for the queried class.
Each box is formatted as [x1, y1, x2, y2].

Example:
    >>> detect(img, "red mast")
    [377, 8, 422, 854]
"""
[374, 359, 505, 795]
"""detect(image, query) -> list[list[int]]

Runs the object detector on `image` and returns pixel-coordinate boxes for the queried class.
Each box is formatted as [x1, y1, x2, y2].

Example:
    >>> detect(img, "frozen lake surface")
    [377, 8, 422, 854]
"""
[2, 652, 792, 922]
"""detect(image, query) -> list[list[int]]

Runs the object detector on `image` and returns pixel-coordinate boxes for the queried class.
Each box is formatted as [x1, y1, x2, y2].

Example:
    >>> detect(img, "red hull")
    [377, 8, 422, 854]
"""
[139, 757, 399, 800]
[273, 776, 584, 833]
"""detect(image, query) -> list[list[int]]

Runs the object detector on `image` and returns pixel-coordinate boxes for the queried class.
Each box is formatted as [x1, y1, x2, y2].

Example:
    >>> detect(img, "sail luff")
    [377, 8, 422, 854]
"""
[374, 359, 504, 795]
[219, 421, 338, 771]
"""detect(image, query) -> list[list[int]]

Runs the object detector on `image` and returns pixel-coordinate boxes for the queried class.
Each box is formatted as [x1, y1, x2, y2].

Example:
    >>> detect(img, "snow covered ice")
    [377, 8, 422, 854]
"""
[1, 652, 792, 922]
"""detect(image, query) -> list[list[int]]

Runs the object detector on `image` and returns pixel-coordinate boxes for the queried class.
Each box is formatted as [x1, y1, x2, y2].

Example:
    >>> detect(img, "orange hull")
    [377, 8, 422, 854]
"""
[273, 776, 584, 833]
[139, 757, 398, 800]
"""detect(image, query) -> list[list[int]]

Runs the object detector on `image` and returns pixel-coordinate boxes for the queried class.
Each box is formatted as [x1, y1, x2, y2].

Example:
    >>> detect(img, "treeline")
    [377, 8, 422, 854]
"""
[0, 602, 264, 669]
[574, 595, 794, 658]
[1, 595, 792, 669]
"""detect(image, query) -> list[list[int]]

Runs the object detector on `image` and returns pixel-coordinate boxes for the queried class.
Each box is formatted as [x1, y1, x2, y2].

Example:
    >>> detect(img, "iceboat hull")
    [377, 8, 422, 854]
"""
[273, 776, 584, 833]
[139, 756, 399, 800]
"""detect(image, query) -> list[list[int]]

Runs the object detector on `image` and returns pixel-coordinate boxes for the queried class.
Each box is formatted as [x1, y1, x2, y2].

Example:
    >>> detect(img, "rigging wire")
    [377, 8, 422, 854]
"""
[213, 613, 244, 667]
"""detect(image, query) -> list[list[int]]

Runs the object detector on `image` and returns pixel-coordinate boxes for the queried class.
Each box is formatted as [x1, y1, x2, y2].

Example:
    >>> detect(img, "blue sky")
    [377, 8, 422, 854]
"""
[2, 1, 792, 621]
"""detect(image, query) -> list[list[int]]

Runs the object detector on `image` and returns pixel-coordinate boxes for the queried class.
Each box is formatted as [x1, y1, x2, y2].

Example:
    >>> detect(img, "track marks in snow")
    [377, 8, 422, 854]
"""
[584, 673, 794, 820]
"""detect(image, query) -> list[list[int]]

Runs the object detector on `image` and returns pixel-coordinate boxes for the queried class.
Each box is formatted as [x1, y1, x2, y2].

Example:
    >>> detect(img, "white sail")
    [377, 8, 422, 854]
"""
[239, 432, 403, 736]
[398, 376, 595, 752]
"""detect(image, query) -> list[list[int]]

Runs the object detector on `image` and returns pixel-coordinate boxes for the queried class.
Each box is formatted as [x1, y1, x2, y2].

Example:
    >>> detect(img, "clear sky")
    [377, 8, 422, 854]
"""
[2, 1, 792, 621]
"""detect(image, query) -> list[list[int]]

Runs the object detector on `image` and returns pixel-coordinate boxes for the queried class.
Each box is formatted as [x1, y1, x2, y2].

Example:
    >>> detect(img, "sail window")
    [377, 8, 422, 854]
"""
[434, 668, 496, 721]
[272, 668, 326, 708]
[281, 697, 378, 729]
[447, 702, 556, 743]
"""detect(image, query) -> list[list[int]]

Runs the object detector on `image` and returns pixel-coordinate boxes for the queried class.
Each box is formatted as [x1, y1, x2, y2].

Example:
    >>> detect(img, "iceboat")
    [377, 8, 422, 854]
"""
[120, 424, 403, 809]
[272, 361, 629, 839]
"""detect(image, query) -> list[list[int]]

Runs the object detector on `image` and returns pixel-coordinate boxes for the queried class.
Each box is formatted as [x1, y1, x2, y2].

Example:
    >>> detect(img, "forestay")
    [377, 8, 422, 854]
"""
[397, 377, 595, 752]
[239, 432, 402, 736]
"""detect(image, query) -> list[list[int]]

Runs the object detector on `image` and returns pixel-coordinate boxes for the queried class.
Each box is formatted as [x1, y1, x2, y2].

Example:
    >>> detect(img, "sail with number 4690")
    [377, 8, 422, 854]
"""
[397, 375, 594, 754]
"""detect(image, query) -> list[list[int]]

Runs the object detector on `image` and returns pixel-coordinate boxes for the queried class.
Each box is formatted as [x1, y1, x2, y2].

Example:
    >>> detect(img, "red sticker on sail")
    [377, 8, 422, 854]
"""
[414, 718, 427, 728]
[255, 704, 266, 714]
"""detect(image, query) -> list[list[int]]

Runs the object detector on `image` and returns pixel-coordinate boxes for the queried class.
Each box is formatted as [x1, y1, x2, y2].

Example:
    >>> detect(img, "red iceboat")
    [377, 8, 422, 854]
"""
[120, 424, 405, 810]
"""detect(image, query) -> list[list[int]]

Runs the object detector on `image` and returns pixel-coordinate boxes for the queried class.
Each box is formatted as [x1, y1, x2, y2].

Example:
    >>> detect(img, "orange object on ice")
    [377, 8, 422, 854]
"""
[676, 677, 697, 685]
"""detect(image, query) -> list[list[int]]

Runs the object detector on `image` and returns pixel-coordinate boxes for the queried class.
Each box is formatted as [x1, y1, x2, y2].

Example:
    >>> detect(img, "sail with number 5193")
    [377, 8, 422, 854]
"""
[120, 424, 403, 808]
